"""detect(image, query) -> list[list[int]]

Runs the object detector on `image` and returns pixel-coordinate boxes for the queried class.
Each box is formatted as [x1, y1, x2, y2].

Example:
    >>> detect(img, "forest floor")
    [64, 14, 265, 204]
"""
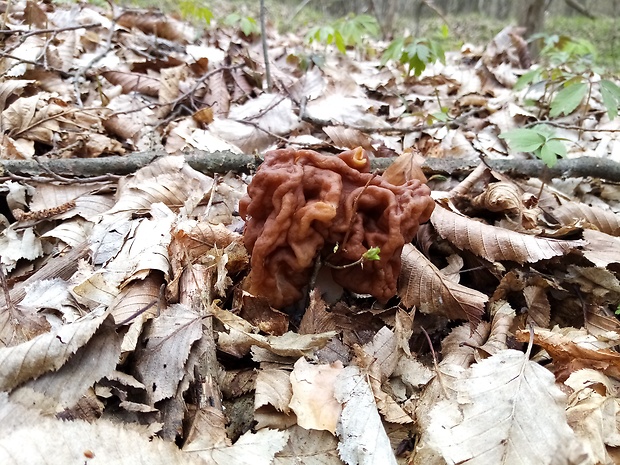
[1, 1, 620, 464]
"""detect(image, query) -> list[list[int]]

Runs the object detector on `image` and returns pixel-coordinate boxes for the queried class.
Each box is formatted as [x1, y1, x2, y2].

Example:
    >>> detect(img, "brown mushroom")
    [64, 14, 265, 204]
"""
[240, 147, 435, 308]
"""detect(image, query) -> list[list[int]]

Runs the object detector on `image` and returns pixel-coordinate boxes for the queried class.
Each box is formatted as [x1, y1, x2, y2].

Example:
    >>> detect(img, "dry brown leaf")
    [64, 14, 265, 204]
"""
[255, 368, 293, 414]
[431, 204, 584, 263]
[515, 327, 620, 381]
[0, 308, 109, 392]
[475, 300, 515, 359]
[9, 316, 121, 414]
[581, 229, 620, 267]
[553, 202, 620, 236]
[322, 126, 372, 150]
[101, 71, 161, 97]
[524, 284, 551, 328]
[274, 424, 341, 465]
[134, 303, 204, 404]
[381, 148, 428, 185]
[399, 243, 487, 325]
[117, 11, 192, 42]
[203, 71, 231, 118]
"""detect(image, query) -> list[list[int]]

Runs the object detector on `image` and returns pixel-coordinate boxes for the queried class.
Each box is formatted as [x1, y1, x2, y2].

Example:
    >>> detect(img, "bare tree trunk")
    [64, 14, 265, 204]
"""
[517, 0, 547, 58]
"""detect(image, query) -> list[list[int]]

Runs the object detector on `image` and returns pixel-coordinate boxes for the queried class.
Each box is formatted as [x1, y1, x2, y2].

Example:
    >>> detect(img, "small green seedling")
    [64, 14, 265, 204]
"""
[499, 126, 567, 168]
[306, 14, 379, 54]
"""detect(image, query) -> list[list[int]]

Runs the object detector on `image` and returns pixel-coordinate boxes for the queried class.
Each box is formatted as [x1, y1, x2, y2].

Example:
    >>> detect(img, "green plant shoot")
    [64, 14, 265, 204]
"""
[499, 126, 567, 168]
[363, 247, 381, 261]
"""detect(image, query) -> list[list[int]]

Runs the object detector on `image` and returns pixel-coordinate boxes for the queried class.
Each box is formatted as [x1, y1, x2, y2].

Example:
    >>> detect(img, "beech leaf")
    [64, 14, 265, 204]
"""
[427, 349, 585, 464]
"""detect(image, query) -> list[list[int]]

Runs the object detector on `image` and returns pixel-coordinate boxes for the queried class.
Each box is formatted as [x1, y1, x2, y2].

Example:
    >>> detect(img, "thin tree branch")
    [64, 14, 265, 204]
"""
[2, 151, 620, 182]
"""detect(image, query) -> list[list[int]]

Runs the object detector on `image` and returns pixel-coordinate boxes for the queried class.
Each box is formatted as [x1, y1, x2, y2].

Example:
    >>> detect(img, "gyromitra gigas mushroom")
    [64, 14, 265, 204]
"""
[239, 147, 435, 308]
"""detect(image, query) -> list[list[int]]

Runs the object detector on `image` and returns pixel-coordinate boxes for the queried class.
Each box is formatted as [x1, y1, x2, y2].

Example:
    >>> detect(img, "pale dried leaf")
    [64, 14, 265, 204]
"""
[0, 226, 43, 271]
[0, 308, 108, 392]
[196, 428, 289, 465]
[134, 303, 203, 404]
[214, 306, 336, 357]
[470, 182, 523, 218]
[565, 265, 620, 302]
[42, 219, 94, 247]
[399, 243, 486, 325]
[524, 284, 551, 328]
[0, 394, 205, 465]
[106, 156, 213, 216]
[476, 300, 515, 359]
[0, 79, 35, 112]
[355, 342, 413, 424]
[10, 317, 121, 414]
[1, 94, 63, 143]
[565, 369, 620, 465]
[274, 424, 342, 465]
[183, 407, 230, 451]
[255, 368, 292, 413]
[553, 202, 620, 236]
[581, 229, 620, 267]
[322, 126, 371, 150]
[101, 71, 161, 97]
[19, 278, 78, 321]
[108, 273, 163, 351]
[427, 349, 585, 465]
[289, 357, 343, 433]
[334, 365, 398, 465]
[431, 205, 583, 263]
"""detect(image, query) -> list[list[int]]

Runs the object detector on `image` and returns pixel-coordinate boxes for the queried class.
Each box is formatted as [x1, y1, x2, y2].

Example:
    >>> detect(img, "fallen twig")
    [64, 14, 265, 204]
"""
[2, 151, 620, 182]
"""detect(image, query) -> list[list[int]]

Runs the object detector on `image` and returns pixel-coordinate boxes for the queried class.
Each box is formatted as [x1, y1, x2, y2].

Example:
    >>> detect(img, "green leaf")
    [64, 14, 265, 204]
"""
[334, 31, 346, 54]
[549, 82, 587, 117]
[363, 247, 381, 261]
[432, 111, 449, 122]
[539, 144, 559, 167]
[514, 69, 542, 91]
[600, 79, 620, 120]
[538, 138, 566, 168]
[440, 24, 449, 38]
[381, 37, 405, 65]
[499, 128, 546, 152]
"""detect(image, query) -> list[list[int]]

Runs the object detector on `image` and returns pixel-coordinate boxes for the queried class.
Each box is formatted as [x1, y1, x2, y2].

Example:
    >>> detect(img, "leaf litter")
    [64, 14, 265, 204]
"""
[0, 1, 620, 464]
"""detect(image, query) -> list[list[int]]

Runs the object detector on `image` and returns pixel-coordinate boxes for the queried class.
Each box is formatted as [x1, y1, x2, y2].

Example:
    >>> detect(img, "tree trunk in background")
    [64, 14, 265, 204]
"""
[517, 0, 546, 58]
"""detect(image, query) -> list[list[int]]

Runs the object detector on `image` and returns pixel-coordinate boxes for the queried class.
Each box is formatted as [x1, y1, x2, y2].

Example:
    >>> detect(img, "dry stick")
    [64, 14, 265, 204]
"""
[0, 51, 72, 78]
[0, 22, 101, 36]
[3, 151, 620, 182]
[259, 0, 272, 90]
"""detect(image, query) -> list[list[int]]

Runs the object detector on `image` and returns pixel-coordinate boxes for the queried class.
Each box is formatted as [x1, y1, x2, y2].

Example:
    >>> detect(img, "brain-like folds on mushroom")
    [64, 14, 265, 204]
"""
[240, 147, 435, 308]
